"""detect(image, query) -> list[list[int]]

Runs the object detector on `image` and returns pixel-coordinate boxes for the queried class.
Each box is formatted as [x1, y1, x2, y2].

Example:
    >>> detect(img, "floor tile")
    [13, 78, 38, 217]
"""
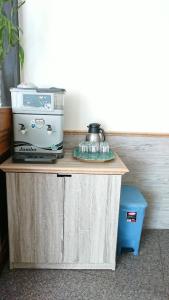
[0, 230, 169, 300]
[157, 229, 169, 293]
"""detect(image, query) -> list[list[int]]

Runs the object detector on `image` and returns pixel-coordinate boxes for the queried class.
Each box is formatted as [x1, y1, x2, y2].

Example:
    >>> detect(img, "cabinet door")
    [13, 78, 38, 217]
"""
[63, 174, 121, 265]
[6, 173, 64, 264]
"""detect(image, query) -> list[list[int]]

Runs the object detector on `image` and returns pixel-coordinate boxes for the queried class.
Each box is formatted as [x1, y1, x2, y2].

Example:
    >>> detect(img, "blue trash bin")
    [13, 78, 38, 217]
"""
[117, 185, 148, 256]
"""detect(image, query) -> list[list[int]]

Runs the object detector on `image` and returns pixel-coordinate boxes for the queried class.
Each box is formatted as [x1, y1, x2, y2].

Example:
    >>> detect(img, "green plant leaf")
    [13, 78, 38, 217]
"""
[19, 44, 24, 68]
[0, 0, 25, 66]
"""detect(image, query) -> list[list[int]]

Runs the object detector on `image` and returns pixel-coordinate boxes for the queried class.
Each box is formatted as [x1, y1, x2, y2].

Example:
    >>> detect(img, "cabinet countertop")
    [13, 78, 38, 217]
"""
[0, 150, 129, 175]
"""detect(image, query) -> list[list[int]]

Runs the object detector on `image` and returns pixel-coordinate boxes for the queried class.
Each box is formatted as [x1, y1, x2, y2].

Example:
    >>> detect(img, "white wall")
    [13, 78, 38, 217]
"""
[20, 0, 169, 132]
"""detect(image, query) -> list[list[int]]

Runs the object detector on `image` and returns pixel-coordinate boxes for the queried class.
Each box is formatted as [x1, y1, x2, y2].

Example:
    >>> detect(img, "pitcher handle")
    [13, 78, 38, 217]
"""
[99, 128, 105, 141]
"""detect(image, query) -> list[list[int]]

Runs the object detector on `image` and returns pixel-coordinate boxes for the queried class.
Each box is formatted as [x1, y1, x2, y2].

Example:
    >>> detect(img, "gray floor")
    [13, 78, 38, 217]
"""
[0, 230, 169, 300]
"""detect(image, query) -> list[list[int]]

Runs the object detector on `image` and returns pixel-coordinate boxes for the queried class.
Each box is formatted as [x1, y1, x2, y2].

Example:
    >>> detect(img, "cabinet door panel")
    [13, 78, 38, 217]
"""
[63, 174, 121, 264]
[6, 173, 64, 264]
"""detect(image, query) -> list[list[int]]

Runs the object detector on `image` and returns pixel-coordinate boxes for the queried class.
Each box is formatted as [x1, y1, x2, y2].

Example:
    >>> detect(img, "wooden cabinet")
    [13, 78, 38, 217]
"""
[2, 151, 128, 270]
[6, 172, 122, 270]
[7, 173, 64, 265]
[63, 174, 121, 266]
[0, 108, 12, 158]
[0, 107, 12, 270]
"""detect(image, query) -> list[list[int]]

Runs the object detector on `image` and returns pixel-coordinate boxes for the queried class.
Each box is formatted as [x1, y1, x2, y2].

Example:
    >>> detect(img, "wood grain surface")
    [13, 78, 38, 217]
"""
[0, 108, 12, 156]
[3, 128, 169, 229]
[6, 173, 64, 264]
[0, 107, 12, 270]
[0, 151, 129, 175]
[11, 263, 116, 269]
[6, 172, 122, 270]
[64, 130, 169, 138]
[63, 174, 121, 266]
[64, 132, 169, 229]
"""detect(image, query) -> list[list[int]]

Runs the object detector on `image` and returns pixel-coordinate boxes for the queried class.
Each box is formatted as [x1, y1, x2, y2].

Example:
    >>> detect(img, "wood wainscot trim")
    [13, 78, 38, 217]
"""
[64, 130, 169, 138]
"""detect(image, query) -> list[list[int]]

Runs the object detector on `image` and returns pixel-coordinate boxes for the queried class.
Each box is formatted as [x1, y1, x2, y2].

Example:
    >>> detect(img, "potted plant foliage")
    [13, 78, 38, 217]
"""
[0, 0, 25, 106]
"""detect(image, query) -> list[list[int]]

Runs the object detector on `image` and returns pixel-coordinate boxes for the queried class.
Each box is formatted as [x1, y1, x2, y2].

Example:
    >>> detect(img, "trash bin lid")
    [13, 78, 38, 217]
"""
[120, 185, 148, 208]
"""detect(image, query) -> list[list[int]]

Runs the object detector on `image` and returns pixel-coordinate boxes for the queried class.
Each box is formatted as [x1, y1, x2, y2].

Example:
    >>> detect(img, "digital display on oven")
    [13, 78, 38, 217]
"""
[23, 94, 51, 109]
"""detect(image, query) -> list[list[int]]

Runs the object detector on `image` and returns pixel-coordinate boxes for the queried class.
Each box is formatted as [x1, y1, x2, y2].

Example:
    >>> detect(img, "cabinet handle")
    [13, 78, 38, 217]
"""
[57, 174, 72, 177]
